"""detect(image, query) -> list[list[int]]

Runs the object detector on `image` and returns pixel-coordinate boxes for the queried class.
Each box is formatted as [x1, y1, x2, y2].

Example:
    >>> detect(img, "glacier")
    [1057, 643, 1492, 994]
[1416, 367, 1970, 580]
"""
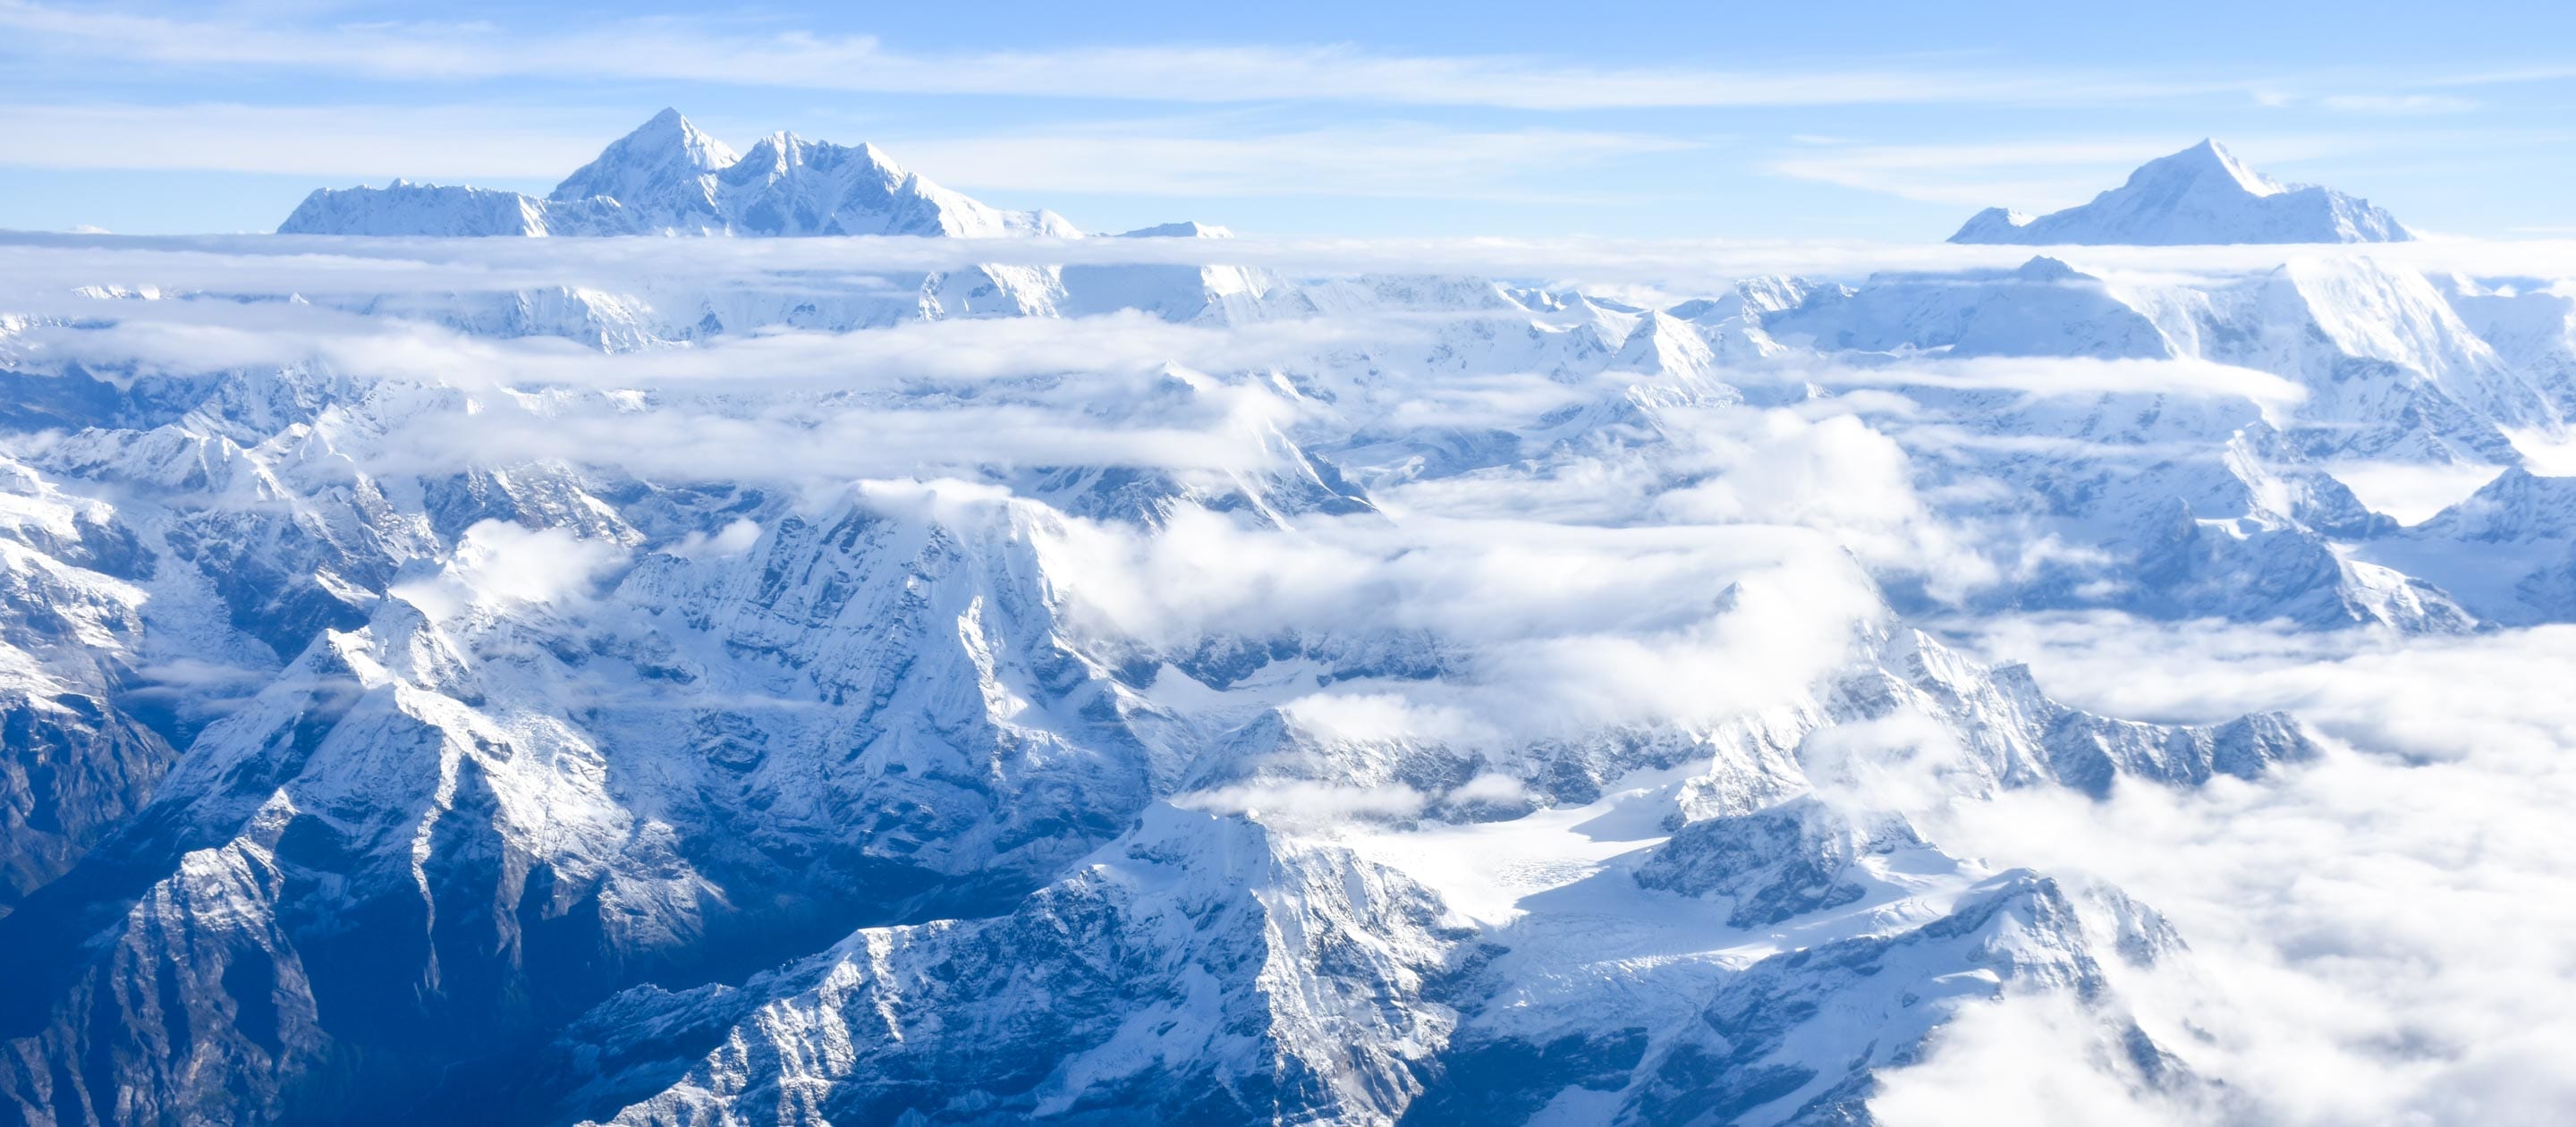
[1, 116, 2572, 1126]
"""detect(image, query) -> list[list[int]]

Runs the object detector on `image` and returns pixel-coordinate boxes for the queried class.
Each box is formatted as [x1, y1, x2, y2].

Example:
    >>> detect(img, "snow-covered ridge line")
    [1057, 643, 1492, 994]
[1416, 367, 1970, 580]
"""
[277, 108, 1085, 239]
[1952, 139, 2416, 247]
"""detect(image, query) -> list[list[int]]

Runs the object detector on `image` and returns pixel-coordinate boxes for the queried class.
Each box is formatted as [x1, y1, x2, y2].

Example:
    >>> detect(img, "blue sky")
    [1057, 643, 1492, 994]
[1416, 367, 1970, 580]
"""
[5, 0, 2576, 239]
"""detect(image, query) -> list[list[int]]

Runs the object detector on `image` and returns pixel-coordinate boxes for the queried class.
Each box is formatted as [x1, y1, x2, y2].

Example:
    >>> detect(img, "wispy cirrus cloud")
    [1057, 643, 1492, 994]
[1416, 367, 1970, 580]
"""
[895, 123, 1701, 200]
[0, 101, 1697, 203]
[1762, 140, 2212, 208]
[0, 0, 2256, 111]
[0, 102, 616, 179]
[2315, 93, 2479, 114]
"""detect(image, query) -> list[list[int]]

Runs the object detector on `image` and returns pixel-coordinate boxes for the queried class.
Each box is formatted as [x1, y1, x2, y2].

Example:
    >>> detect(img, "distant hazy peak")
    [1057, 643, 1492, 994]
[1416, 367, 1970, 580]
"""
[2156, 138, 2285, 196]
[1950, 139, 2413, 246]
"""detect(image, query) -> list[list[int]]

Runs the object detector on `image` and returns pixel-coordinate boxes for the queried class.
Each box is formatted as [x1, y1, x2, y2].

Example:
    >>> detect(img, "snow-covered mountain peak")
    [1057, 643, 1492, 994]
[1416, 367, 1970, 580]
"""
[1951, 207, 2035, 242]
[1951, 139, 2414, 246]
[2013, 254, 2084, 281]
[275, 113, 1081, 238]
[729, 131, 896, 178]
[2154, 138, 2286, 198]
[547, 108, 741, 221]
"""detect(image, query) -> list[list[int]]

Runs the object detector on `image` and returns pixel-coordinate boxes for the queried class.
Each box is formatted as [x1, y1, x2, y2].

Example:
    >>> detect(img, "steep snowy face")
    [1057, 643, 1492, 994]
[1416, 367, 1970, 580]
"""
[0, 456, 172, 913]
[2441, 275, 2576, 405]
[548, 108, 741, 232]
[2180, 256, 2553, 460]
[1951, 140, 2415, 245]
[579, 665, 2261, 1127]
[589, 807, 1471, 1127]
[708, 132, 1077, 239]
[275, 111, 1079, 239]
[0, 478, 1180, 1123]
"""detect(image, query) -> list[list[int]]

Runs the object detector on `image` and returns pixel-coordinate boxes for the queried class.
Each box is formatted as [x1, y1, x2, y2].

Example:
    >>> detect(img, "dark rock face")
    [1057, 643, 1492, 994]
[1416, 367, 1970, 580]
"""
[0, 692, 176, 913]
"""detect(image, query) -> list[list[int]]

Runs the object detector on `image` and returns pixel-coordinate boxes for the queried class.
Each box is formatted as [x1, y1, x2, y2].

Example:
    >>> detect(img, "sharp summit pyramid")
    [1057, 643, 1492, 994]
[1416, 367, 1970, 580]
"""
[1950, 139, 2415, 246]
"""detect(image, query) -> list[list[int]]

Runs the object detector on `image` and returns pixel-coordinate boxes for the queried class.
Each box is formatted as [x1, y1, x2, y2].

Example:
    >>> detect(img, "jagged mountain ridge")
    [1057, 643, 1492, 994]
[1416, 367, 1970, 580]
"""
[0, 350, 2320, 1122]
[278, 109, 1082, 239]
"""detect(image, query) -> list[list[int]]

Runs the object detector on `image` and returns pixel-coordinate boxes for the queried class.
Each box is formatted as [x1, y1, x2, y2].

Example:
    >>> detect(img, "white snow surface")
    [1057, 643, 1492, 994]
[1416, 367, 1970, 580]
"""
[1951, 140, 2416, 246]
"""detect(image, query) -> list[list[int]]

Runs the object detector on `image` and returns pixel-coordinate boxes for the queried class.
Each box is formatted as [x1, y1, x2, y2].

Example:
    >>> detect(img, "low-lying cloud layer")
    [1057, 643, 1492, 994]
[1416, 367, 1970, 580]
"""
[1880, 615, 2576, 1124]
[17, 229, 2576, 304]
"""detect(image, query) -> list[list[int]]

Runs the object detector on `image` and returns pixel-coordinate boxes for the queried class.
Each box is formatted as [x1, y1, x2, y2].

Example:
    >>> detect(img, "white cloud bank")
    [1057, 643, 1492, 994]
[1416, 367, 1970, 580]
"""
[1870, 614, 2576, 1125]
[13, 230, 2576, 309]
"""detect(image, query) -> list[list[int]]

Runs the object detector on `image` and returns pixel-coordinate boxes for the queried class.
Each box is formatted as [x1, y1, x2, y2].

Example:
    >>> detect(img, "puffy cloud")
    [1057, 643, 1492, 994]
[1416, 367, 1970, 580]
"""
[1013, 486, 1894, 741]
[391, 520, 627, 621]
[665, 518, 762, 561]
[1174, 782, 1428, 826]
[1798, 709, 1978, 816]
[1873, 993, 2207, 1127]
[1279, 691, 1485, 745]
[1875, 614, 2576, 1124]
[1653, 408, 2000, 600]
[1443, 772, 1531, 808]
